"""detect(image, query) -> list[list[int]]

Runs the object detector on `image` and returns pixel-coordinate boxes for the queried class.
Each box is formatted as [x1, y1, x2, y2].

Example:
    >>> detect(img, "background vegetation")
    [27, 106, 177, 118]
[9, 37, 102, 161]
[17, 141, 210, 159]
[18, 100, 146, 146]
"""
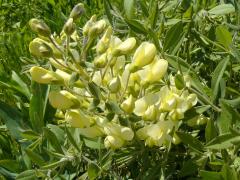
[0, 0, 240, 179]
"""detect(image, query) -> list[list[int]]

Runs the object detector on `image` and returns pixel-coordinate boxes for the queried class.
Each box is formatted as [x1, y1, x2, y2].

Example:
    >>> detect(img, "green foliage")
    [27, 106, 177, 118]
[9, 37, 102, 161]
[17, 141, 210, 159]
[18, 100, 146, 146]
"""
[1, 0, 240, 179]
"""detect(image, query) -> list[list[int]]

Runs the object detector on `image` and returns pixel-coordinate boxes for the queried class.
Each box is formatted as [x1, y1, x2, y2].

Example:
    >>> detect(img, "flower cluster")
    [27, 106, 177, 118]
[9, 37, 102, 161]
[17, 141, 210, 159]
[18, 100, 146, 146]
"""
[28, 4, 201, 150]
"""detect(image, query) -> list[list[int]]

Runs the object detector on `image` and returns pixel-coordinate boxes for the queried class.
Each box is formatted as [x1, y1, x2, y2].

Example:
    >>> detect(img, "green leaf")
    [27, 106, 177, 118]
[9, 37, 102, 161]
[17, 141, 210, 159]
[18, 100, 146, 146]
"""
[0, 101, 22, 140]
[11, 71, 31, 99]
[217, 100, 240, 134]
[65, 127, 81, 152]
[165, 54, 195, 73]
[221, 164, 238, 180]
[125, 19, 147, 35]
[211, 57, 229, 102]
[164, 21, 185, 55]
[29, 82, 50, 132]
[215, 25, 232, 49]
[139, 0, 149, 17]
[176, 131, 204, 153]
[47, 124, 64, 144]
[179, 160, 198, 178]
[175, 74, 185, 90]
[148, 29, 161, 51]
[200, 170, 223, 180]
[206, 133, 240, 149]
[16, 170, 37, 180]
[0, 160, 20, 172]
[205, 119, 217, 143]
[148, 0, 158, 28]
[21, 130, 40, 140]
[0, 71, 30, 99]
[88, 82, 101, 99]
[88, 163, 100, 180]
[105, 100, 123, 114]
[209, 4, 235, 16]
[84, 138, 104, 149]
[103, 0, 113, 25]
[223, 97, 240, 108]
[43, 128, 64, 154]
[124, 0, 135, 20]
[25, 149, 45, 166]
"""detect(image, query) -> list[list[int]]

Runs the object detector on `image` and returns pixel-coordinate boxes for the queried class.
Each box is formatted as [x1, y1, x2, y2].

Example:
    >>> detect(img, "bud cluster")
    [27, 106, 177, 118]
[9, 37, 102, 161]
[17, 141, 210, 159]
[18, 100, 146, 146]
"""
[28, 4, 206, 150]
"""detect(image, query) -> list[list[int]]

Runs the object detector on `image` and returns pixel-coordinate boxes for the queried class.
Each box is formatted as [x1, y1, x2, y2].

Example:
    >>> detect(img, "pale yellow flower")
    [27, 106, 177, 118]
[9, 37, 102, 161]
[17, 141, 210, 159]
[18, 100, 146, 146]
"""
[49, 90, 79, 110]
[65, 109, 91, 128]
[130, 42, 156, 72]
[30, 66, 63, 84]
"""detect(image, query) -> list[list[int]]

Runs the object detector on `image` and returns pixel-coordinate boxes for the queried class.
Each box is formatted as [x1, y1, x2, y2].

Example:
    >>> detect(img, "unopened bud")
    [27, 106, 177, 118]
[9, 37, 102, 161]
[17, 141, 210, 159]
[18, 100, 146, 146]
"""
[29, 18, 51, 37]
[172, 133, 181, 145]
[187, 114, 208, 127]
[120, 95, 135, 113]
[112, 37, 136, 56]
[49, 90, 79, 110]
[83, 15, 97, 36]
[29, 38, 52, 57]
[69, 3, 85, 20]
[108, 76, 121, 93]
[30, 66, 63, 84]
[88, 19, 107, 37]
[93, 53, 107, 68]
[63, 18, 75, 36]
[96, 27, 113, 54]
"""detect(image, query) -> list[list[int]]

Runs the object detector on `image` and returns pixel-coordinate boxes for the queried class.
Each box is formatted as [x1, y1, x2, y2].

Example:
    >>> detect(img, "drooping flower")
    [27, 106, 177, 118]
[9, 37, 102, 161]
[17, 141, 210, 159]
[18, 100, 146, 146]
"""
[49, 90, 79, 110]
[130, 42, 156, 72]
[30, 66, 63, 84]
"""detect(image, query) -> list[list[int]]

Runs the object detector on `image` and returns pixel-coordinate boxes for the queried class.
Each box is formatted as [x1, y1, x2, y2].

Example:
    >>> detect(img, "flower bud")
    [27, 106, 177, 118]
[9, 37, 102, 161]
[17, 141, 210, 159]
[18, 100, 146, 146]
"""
[65, 109, 90, 128]
[49, 90, 79, 110]
[30, 66, 63, 84]
[108, 76, 121, 93]
[69, 3, 85, 20]
[187, 114, 208, 127]
[120, 95, 135, 113]
[142, 105, 158, 121]
[29, 18, 51, 37]
[104, 135, 124, 149]
[88, 19, 107, 37]
[112, 37, 136, 56]
[63, 18, 75, 36]
[83, 15, 97, 36]
[130, 42, 156, 72]
[29, 38, 53, 57]
[93, 53, 107, 68]
[96, 26, 113, 54]
[172, 133, 181, 145]
[121, 127, 134, 141]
